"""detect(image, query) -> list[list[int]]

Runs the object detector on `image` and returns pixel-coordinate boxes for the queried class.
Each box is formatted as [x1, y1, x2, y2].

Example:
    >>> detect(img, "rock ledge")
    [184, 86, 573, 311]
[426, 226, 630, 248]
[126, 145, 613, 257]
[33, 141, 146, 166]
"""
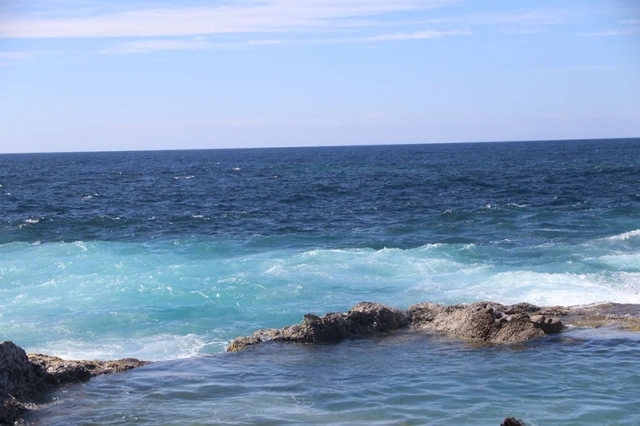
[228, 300, 640, 352]
[0, 341, 148, 425]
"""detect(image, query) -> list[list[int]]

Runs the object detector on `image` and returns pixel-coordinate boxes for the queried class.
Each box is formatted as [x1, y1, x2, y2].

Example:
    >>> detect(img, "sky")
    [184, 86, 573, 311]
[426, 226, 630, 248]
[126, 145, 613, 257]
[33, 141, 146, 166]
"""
[0, 0, 639, 153]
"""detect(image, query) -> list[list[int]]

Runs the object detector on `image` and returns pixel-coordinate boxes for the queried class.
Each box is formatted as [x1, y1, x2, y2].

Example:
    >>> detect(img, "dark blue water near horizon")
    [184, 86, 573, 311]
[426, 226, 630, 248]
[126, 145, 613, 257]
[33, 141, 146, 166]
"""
[2, 138, 639, 249]
[2, 138, 640, 425]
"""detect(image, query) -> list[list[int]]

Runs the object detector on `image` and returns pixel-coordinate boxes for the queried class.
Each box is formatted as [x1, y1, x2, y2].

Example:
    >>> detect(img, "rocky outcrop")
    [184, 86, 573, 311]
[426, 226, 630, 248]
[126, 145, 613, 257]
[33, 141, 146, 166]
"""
[227, 302, 411, 352]
[27, 354, 147, 385]
[0, 341, 148, 425]
[227, 300, 569, 352]
[409, 301, 563, 343]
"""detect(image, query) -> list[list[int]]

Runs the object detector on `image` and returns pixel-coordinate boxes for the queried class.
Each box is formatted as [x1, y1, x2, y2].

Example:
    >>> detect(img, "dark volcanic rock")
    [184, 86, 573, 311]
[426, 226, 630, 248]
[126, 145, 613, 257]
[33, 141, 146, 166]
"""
[227, 302, 411, 352]
[1, 341, 149, 425]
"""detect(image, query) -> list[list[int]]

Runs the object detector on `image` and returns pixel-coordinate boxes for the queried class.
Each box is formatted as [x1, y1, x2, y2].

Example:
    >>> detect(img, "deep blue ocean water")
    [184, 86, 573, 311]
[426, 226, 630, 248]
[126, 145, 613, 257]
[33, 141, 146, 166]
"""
[1, 139, 640, 425]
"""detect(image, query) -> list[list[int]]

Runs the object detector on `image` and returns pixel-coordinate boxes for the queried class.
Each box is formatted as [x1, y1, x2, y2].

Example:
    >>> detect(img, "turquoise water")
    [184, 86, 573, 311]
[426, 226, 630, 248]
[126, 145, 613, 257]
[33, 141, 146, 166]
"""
[1, 139, 640, 424]
[2, 234, 640, 361]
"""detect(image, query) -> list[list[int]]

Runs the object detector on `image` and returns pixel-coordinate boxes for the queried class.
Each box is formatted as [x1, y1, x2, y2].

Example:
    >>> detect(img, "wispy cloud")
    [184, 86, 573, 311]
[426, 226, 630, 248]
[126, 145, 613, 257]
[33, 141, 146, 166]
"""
[429, 11, 564, 27]
[0, 51, 33, 60]
[500, 27, 551, 35]
[0, 50, 40, 65]
[103, 37, 285, 54]
[576, 29, 639, 37]
[621, 19, 640, 25]
[103, 37, 222, 54]
[359, 29, 470, 41]
[0, 0, 457, 39]
[104, 30, 470, 54]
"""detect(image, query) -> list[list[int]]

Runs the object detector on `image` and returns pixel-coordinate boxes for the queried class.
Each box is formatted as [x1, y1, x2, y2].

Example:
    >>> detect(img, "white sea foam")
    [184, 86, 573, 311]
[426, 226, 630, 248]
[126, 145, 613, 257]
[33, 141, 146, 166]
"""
[24, 218, 40, 224]
[29, 334, 213, 361]
[448, 270, 640, 307]
[609, 229, 640, 241]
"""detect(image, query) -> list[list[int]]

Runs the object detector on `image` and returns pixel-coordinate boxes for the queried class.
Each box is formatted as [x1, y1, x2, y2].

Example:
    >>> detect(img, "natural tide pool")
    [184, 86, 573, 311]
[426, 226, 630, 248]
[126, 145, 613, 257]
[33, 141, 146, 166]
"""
[25, 328, 640, 425]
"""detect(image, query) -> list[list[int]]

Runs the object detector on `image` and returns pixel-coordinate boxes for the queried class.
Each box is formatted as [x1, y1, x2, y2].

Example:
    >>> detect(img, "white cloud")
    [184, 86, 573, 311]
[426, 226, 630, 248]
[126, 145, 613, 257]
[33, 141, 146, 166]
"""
[0, 0, 457, 39]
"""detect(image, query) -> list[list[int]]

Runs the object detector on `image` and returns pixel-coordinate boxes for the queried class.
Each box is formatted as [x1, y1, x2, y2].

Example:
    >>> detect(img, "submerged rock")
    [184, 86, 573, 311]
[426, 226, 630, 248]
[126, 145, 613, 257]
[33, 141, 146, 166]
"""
[0, 341, 148, 425]
[556, 302, 640, 331]
[227, 300, 568, 352]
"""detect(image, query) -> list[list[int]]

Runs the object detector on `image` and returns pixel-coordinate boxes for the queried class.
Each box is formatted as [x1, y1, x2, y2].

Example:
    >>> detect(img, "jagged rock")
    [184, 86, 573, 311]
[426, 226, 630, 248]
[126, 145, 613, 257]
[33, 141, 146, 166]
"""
[1, 341, 149, 425]
[228, 301, 566, 352]
[0, 342, 48, 425]
[227, 302, 411, 352]
[27, 354, 148, 385]
[409, 302, 564, 342]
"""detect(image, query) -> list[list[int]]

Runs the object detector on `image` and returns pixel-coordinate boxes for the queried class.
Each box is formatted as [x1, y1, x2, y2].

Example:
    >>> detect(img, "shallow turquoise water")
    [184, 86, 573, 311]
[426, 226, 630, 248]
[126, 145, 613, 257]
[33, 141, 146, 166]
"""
[1, 233, 639, 361]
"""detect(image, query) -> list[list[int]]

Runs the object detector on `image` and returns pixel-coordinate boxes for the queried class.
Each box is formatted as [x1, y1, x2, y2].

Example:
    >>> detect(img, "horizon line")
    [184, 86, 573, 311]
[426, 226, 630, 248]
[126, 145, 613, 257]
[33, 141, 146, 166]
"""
[1, 136, 638, 155]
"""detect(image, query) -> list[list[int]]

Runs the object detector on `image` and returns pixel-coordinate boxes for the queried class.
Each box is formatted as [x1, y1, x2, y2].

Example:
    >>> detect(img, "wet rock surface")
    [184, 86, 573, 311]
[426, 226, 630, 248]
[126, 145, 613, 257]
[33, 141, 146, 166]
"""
[227, 302, 411, 352]
[228, 300, 640, 352]
[0, 341, 148, 425]
[558, 302, 640, 331]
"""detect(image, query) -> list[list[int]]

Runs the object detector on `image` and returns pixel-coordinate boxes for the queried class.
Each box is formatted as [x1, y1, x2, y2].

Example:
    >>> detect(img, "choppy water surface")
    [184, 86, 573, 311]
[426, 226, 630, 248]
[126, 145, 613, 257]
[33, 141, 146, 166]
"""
[2, 139, 640, 424]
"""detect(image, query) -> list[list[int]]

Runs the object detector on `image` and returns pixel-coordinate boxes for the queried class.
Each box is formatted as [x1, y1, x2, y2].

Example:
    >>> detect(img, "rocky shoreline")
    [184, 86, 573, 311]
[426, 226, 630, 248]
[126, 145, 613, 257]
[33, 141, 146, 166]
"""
[3, 300, 639, 425]
[227, 300, 640, 351]
[0, 342, 149, 425]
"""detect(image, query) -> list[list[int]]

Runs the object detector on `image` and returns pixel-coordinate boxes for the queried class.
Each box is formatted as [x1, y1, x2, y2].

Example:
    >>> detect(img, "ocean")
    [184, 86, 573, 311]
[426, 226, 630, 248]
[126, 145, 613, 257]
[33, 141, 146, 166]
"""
[1, 139, 639, 425]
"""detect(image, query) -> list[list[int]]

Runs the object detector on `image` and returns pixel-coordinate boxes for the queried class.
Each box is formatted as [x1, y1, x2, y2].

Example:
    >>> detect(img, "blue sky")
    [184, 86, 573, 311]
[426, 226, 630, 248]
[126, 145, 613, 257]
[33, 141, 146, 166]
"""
[0, 0, 639, 153]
